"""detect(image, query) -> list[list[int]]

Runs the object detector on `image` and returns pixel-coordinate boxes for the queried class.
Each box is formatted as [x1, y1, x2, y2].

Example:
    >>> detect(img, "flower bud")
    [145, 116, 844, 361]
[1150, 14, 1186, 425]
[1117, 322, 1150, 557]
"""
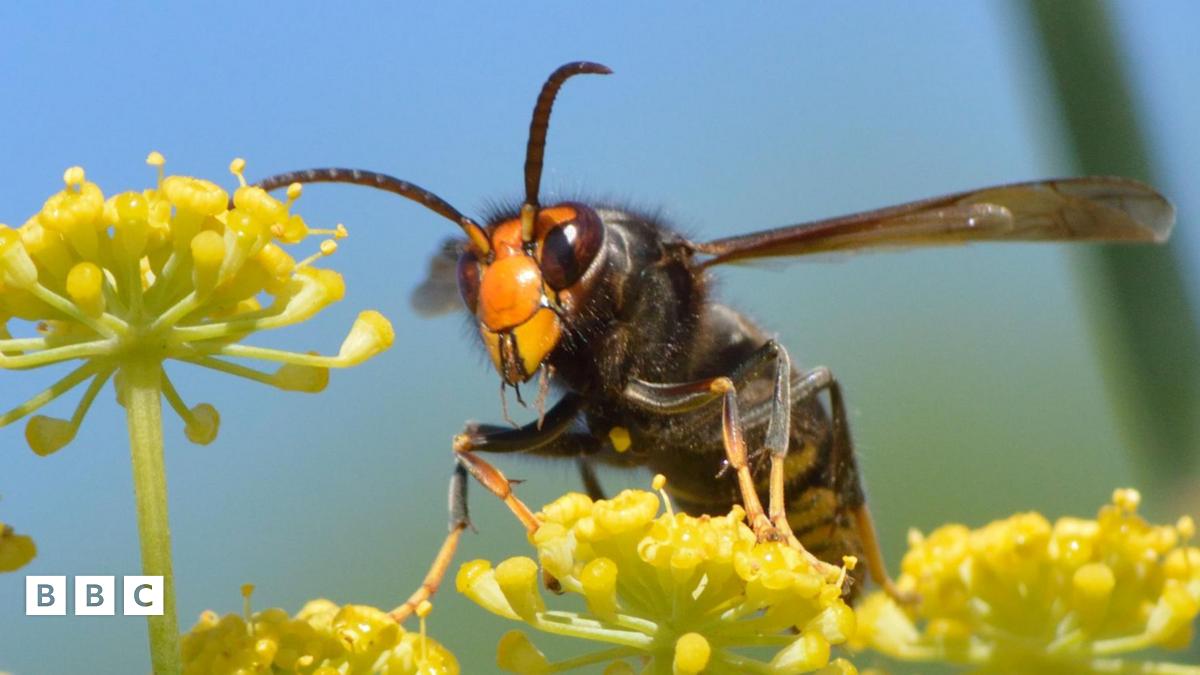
[0, 227, 39, 289]
[580, 557, 619, 621]
[496, 630, 550, 674]
[25, 415, 75, 456]
[191, 229, 226, 294]
[38, 169, 104, 259]
[66, 262, 105, 318]
[272, 363, 329, 393]
[109, 191, 151, 259]
[456, 560, 519, 620]
[184, 404, 220, 445]
[337, 310, 394, 366]
[771, 631, 830, 672]
[331, 604, 399, 655]
[495, 556, 544, 621]
[0, 525, 37, 572]
[672, 633, 710, 675]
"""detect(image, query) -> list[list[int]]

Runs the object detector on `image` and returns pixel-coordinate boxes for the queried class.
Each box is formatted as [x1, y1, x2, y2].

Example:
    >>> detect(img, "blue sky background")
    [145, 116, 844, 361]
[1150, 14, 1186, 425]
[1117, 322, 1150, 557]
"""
[1, 2, 1197, 672]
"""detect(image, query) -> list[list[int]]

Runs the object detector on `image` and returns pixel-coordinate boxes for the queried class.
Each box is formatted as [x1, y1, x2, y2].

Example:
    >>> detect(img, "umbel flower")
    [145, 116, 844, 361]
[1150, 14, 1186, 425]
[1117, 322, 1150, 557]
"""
[852, 488, 1200, 673]
[457, 475, 859, 674]
[182, 587, 458, 675]
[0, 155, 388, 455]
[0, 155, 394, 674]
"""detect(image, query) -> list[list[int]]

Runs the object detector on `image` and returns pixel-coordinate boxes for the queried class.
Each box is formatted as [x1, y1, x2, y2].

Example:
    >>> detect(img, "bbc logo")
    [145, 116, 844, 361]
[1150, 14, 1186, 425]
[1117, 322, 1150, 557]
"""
[25, 576, 164, 616]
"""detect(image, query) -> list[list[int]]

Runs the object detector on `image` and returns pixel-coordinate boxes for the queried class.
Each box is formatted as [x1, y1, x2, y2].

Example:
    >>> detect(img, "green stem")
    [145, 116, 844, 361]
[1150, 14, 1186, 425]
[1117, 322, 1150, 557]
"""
[122, 359, 181, 675]
[1025, 0, 1200, 486]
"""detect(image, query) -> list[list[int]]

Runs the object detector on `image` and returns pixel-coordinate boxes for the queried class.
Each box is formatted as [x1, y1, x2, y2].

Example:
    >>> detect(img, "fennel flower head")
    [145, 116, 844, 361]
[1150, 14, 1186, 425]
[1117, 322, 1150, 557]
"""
[853, 488, 1200, 673]
[182, 588, 457, 675]
[0, 154, 393, 453]
[457, 475, 860, 674]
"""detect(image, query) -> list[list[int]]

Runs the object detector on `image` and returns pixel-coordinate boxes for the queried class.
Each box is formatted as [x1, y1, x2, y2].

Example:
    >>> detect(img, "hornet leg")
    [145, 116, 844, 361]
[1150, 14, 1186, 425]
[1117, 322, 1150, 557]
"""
[820, 376, 911, 603]
[390, 395, 592, 623]
[622, 340, 840, 579]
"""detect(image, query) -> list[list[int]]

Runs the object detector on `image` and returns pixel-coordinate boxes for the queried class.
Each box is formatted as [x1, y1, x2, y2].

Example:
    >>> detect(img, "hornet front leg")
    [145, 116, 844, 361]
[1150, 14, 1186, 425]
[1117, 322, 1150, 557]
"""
[391, 394, 593, 622]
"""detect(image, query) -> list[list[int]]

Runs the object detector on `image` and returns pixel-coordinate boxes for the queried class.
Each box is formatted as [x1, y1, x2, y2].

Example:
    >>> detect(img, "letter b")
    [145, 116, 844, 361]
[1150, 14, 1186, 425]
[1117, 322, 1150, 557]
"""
[75, 576, 116, 616]
[25, 576, 66, 616]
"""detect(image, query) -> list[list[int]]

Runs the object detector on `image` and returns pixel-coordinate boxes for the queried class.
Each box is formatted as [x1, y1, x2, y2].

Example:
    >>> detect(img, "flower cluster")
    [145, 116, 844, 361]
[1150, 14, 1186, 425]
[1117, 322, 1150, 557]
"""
[0, 517, 35, 573]
[0, 154, 392, 454]
[182, 589, 458, 675]
[457, 476, 859, 674]
[852, 488, 1200, 673]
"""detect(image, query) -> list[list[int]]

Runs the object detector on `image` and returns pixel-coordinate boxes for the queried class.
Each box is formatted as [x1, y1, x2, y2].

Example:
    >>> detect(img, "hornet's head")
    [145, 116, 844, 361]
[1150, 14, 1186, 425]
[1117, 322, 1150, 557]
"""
[456, 203, 604, 384]
[253, 62, 614, 390]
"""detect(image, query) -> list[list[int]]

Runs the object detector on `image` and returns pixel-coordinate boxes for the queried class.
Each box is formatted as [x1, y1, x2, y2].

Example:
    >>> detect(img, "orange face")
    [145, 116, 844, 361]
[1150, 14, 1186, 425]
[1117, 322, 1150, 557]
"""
[458, 204, 603, 384]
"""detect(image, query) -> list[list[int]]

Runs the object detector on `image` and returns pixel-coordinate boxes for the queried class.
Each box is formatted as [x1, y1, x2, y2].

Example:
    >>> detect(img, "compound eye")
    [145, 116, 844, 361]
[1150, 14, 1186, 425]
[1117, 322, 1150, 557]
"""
[457, 251, 481, 312]
[540, 204, 603, 290]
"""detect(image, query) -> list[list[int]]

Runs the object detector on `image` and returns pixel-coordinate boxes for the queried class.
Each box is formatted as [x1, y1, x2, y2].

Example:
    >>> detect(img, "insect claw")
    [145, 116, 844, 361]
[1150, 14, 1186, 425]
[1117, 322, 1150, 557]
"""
[452, 433, 474, 453]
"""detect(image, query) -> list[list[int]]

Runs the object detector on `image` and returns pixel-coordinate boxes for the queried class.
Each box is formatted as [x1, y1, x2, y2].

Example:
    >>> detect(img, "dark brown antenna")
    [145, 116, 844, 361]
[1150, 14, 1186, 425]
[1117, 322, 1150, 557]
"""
[521, 61, 612, 242]
[254, 167, 492, 255]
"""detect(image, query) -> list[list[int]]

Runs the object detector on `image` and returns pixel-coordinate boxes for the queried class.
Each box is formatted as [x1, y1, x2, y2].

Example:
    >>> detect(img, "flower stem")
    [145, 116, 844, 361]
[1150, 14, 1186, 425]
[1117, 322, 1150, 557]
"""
[122, 359, 181, 675]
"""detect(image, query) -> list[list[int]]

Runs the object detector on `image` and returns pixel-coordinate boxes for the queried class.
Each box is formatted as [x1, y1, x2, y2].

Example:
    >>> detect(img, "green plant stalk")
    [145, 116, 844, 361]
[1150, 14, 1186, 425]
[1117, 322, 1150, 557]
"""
[122, 358, 181, 675]
[1026, 0, 1200, 485]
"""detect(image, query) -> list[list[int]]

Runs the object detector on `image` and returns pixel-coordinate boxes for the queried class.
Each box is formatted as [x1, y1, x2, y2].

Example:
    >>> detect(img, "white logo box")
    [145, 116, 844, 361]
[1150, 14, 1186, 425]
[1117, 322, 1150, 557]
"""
[25, 576, 163, 616]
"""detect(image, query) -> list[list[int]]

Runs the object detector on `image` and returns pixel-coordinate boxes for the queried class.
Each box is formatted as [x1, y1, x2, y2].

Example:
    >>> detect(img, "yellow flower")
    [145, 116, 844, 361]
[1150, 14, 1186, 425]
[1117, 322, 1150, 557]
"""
[0, 518, 36, 573]
[182, 590, 457, 675]
[457, 476, 860, 674]
[852, 488, 1200, 673]
[1, 154, 392, 674]
[0, 154, 381, 455]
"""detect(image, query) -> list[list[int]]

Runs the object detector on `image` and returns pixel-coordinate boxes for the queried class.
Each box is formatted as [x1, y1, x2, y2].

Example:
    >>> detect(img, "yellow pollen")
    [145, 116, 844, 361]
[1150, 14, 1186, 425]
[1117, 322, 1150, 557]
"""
[286, 182, 302, 202]
[241, 583, 255, 625]
[1112, 487, 1141, 512]
[298, 237, 337, 267]
[609, 425, 632, 453]
[229, 158, 248, 186]
[63, 166, 85, 191]
[652, 474, 675, 519]
[416, 600, 433, 619]
[306, 223, 350, 240]
[146, 152, 166, 188]
[1178, 515, 1195, 541]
